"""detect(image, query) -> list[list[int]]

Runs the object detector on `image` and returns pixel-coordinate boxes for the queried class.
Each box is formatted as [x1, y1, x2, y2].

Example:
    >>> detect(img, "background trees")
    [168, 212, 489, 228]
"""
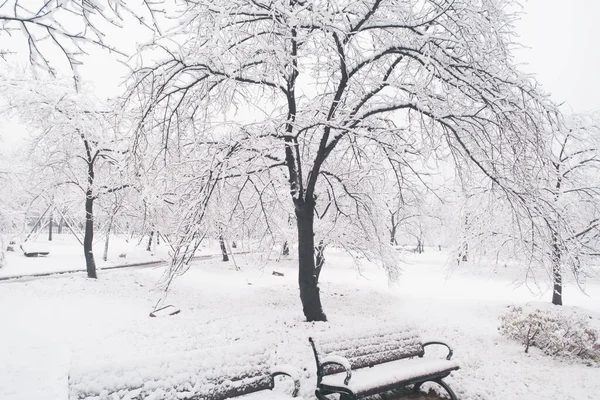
[544, 114, 600, 305]
[1, 76, 130, 278]
[128, 0, 556, 321]
[1, 0, 594, 319]
[442, 112, 600, 306]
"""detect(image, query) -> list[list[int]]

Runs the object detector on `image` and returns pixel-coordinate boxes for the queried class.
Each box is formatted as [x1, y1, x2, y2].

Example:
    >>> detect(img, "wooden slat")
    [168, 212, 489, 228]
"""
[315, 327, 424, 377]
[320, 330, 420, 353]
[69, 344, 274, 400]
[189, 375, 273, 400]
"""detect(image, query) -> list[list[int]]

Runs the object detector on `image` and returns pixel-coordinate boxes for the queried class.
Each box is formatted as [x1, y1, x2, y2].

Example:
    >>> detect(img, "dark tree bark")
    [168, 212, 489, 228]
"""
[146, 231, 154, 252]
[282, 241, 290, 256]
[458, 242, 468, 262]
[58, 216, 63, 234]
[390, 228, 397, 245]
[551, 230, 563, 306]
[282, 23, 325, 322]
[81, 131, 98, 279]
[416, 237, 424, 254]
[551, 159, 563, 306]
[390, 214, 398, 245]
[219, 235, 229, 262]
[459, 215, 469, 262]
[315, 240, 326, 283]
[78, 130, 128, 278]
[48, 213, 53, 241]
[84, 191, 97, 278]
[295, 199, 327, 322]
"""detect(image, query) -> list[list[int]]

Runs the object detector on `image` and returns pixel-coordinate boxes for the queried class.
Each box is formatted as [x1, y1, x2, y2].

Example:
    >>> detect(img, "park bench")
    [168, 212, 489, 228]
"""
[20, 243, 50, 257]
[309, 326, 459, 400]
[69, 342, 300, 400]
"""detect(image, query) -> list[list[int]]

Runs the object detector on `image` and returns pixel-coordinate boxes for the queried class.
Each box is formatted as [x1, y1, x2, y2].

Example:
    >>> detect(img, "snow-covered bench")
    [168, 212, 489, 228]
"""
[68, 342, 300, 400]
[20, 243, 50, 257]
[309, 326, 459, 400]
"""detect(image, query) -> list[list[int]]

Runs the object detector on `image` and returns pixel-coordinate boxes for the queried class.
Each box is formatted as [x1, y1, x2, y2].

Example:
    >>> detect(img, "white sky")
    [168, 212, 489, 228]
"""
[51, 0, 600, 113]
[2, 0, 600, 148]
[514, 0, 600, 112]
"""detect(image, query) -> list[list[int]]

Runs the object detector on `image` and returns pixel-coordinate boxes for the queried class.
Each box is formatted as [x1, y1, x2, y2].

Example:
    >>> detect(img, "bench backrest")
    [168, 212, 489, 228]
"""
[310, 326, 424, 376]
[69, 343, 274, 400]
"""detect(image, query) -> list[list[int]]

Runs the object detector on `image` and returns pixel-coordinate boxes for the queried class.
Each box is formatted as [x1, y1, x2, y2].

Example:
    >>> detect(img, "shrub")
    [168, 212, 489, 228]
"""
[499, 305, 600, 362]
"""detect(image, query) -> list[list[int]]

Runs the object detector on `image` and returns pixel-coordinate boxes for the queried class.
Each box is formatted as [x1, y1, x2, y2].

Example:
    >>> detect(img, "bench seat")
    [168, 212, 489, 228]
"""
[320, 357, 459, 396]
[310, 326, 460, 400]
[69, 342, 300, 400]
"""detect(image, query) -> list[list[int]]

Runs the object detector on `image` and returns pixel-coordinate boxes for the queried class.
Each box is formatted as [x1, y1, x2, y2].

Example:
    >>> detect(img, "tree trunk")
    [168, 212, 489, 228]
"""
[146, 231, 154, 252]
[219, 235, 229, 262]
[282, 241, 290, 256]
[48, 213, 53, 241]
[295, 200, 327, 322]
[459, 242, 468, 262]
[390, 225, 397, 246]
[103, 215, 113, 262]
[551, 231, 563, 306]
[58, 216, 63, 234]
[416, 238, 423, 254]
[84, 193, 97, 279]
[315, 240, 326, 283]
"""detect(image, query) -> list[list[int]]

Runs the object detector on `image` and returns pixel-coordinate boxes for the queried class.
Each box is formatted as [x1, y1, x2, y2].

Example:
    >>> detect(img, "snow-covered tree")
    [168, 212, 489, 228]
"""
[0, 134, 29, 267]
[544, 114, 600, 305]
[446, 113, 600, 306]
[0, 0, 156, 80]
[1, 76, 130, 278]
[128, 0, 556, 321]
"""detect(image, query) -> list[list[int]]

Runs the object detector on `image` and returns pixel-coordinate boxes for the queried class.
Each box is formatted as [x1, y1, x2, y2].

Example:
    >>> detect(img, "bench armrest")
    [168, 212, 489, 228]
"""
[421, 341, 454, 360]
[271, 364, 301, 397]
[320, 355, 352, 385]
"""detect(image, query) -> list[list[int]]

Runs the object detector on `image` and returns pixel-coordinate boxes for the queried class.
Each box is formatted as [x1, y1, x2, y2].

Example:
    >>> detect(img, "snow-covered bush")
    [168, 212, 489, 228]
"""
[499, 306, 600, 362]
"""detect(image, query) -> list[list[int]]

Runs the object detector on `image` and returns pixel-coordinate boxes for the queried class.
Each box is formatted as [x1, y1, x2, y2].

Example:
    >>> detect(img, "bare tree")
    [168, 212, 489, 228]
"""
[128, 0, 556, 321]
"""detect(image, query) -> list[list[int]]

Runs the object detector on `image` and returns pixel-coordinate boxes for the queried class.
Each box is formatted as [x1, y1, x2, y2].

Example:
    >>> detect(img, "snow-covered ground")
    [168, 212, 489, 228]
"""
[0, 235, 169, 279]
[0, 243, 599, 400]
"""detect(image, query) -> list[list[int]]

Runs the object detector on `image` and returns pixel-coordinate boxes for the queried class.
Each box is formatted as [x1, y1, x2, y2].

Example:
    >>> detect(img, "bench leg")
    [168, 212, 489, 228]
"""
[315, 389, 328, 400]
[316, 390, 355, 400]
[434, 379, 458, 400]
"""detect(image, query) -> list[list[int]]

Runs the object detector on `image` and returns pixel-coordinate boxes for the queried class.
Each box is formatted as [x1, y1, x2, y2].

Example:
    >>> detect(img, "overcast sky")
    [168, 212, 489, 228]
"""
[78, 0, 600, 113]
[2, 0, 600, 146]
[515, 0, 600, 112]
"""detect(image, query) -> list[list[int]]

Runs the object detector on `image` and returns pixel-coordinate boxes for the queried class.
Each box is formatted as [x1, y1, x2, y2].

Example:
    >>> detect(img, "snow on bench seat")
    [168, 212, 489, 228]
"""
[20, 242, 50, 257]
[320, 357, 459, 395]
[310, 325, 460, 400]
[69, 341, 299, 400]
[315, 325, 425, 374]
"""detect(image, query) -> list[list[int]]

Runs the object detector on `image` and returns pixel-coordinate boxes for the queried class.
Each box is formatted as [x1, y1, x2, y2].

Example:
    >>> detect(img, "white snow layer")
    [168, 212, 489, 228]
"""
[320, 358, 460, 394]
[1, 247, 599, 400]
